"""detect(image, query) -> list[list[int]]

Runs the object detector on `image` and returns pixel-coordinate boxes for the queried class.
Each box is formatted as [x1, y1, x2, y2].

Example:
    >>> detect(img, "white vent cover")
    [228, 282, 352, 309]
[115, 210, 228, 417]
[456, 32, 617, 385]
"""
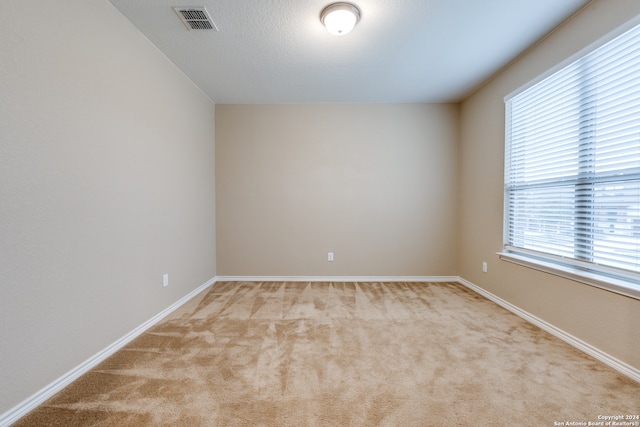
[173, 7, 218, 30]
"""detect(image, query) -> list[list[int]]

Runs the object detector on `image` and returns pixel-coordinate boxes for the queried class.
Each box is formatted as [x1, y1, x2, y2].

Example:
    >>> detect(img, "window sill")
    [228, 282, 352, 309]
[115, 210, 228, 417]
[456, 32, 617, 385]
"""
[498, 251, 640, 301]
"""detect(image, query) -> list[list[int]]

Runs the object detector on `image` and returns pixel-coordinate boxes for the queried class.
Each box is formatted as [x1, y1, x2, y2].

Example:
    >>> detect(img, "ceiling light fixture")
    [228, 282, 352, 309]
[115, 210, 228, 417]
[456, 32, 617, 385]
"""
[320, 2, 361, 36]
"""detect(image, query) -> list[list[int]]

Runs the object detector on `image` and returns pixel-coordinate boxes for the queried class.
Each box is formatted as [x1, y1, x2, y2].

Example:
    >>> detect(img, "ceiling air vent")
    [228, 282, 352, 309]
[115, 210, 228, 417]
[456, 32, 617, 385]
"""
[173, 7, 218, 31]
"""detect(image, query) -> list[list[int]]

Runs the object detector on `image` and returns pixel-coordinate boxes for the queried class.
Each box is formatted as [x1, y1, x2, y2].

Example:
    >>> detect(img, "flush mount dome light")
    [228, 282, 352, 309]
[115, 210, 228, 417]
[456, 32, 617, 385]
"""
[320, 2, 361, 36]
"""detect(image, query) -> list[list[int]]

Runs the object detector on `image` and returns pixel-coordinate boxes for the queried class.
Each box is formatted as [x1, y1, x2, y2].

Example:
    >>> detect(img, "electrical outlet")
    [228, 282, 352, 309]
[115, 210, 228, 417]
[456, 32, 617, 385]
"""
[328, 252, 334, 262]
[163, 273, 169, 287]
[482, 262, 488, 273]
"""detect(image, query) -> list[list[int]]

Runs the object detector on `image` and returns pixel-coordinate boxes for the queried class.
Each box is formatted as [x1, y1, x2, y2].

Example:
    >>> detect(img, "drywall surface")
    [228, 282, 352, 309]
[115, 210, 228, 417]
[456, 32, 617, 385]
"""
[458, 0, 640, 369]
[216, 103, 458, 277]
[0, 0, 216, 414]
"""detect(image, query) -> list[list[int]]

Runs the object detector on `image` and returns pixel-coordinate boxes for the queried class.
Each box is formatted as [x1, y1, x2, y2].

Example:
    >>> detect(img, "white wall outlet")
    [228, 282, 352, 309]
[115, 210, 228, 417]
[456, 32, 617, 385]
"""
[328, 252, 334, 262]
[163, 273, 169, 287]
[482, 262, 488, 273]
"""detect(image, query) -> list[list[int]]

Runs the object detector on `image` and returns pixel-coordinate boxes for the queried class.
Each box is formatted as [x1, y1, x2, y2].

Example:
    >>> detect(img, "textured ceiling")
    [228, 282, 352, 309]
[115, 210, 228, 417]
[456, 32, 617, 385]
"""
[108, 0, 590, 104]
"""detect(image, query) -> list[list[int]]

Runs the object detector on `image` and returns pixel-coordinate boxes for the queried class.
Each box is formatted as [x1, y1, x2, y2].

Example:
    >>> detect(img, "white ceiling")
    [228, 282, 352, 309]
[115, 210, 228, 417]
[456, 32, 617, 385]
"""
[108, 0, 590, 104]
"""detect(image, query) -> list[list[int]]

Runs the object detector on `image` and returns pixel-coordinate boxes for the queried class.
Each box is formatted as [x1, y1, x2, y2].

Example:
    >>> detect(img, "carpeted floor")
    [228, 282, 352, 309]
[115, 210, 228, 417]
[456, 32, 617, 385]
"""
[14, 281, 640, 426]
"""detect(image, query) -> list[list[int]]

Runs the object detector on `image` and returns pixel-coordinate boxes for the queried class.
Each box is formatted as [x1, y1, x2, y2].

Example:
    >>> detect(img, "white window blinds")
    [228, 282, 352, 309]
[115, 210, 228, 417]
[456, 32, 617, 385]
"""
[504, 22, 640, 286]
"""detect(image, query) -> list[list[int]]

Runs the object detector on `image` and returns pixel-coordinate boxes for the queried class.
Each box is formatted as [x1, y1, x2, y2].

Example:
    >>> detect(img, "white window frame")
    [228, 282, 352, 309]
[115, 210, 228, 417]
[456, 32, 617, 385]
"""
[500, 17, 640, 301]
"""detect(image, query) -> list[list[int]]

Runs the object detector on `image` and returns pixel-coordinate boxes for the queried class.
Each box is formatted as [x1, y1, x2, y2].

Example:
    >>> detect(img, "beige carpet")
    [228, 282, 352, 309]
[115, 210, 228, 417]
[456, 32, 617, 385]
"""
[15, 281, 640, 426]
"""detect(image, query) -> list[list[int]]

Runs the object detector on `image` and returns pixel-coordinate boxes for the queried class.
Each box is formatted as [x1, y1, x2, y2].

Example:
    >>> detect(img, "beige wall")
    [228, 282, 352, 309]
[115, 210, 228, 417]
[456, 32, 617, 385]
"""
[458, 0, 640, 369]
[216, 104, 458, 277]
[0, 0, 216, 414]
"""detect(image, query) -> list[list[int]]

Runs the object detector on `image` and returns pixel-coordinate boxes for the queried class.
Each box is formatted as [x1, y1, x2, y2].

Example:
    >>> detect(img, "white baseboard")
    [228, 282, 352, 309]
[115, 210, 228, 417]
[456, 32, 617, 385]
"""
[0, 277, 216, 427]
[456, 277, 640, 383]
[215, 275, 459, 283]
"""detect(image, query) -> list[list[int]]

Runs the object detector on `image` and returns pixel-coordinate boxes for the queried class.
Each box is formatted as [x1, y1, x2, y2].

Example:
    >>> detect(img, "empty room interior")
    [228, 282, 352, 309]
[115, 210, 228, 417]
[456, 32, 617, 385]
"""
[1, 0, 639, 425]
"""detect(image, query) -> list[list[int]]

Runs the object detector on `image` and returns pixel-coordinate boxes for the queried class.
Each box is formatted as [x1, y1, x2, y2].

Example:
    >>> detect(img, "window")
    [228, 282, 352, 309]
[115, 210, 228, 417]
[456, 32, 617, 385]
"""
[503, 21, 640, 299]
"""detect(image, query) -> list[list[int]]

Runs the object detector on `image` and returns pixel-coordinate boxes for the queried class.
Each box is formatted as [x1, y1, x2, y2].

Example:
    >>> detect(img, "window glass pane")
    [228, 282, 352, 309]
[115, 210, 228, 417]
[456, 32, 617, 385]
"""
[507, 186, 576, 258]
[507, 65, 582, 184]
[592, 180, 640, 272]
